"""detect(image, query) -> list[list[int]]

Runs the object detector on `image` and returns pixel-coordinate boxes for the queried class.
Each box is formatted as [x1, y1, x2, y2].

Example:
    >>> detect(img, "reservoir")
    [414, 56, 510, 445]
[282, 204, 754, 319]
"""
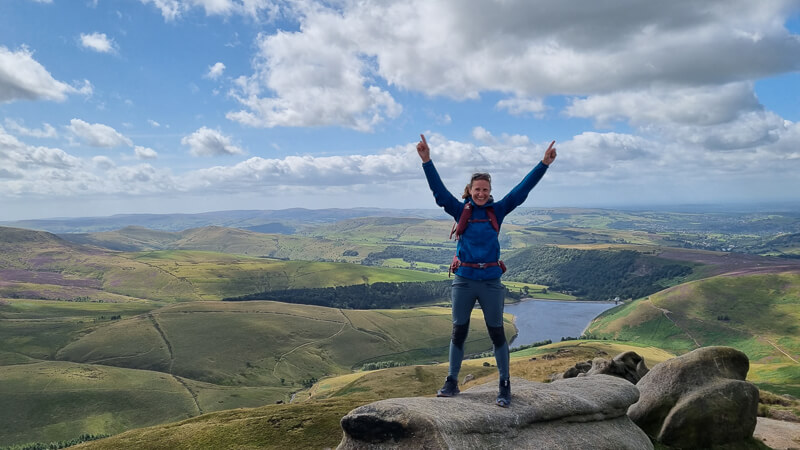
[505, 299, 618, 347]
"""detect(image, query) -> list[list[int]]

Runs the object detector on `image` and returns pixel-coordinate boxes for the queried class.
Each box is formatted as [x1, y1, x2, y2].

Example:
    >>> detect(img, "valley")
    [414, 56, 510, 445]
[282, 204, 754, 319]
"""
[1, 206, 799, 448]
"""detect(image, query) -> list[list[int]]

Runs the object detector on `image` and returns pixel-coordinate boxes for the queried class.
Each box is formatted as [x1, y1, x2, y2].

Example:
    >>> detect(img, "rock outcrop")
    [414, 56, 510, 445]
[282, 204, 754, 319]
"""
[558, 351, 649, 384]
[337, 375, 652, 449]
[628, 346, 759, 448]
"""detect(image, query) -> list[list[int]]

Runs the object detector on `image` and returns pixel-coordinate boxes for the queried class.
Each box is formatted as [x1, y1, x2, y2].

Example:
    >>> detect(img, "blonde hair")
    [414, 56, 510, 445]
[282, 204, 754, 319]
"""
[462, 172, 491, 199]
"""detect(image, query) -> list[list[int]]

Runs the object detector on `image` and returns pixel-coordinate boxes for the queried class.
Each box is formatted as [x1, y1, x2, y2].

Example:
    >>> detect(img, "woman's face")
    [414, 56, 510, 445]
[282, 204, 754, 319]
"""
[470, 179, 491, 206]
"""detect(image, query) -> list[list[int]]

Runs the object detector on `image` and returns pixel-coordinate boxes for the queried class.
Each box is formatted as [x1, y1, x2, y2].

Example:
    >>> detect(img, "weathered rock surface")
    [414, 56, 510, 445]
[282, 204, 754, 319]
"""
[337, 375, 652, 449]
[559, 351, 649, 384]
[628, 346, 759, 449]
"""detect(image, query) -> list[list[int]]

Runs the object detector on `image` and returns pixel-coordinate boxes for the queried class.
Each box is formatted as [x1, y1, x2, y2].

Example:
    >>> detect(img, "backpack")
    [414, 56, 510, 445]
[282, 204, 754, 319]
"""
[449, 202, 499, 240]
[448, 203, 506, 276]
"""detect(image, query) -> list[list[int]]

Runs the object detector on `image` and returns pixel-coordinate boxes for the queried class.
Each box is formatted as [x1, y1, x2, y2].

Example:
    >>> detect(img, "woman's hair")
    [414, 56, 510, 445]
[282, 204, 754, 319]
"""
[462, 172, 491, 199]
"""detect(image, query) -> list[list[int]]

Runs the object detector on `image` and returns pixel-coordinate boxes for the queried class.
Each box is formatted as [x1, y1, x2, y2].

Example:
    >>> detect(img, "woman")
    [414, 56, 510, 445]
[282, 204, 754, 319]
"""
[416, 134, 557, 407]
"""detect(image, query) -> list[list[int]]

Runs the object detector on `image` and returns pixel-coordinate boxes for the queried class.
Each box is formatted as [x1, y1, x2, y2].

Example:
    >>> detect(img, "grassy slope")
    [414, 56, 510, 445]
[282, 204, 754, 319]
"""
[587, 271, 800, 394]
[55, 301, 512, 388]
[73, 341, 673, 450]
[0, 361, 198, 446]
[126, 250, 446, 300]
[66, 225, 383, 262]
[0, 300, 514, 447]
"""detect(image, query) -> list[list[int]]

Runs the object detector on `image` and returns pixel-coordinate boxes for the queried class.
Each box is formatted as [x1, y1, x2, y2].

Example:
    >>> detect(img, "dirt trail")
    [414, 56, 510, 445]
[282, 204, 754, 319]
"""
[271, 319, 349, 379]
[762, 337, 800, 365]
[149, 313, 175, 373]
[645, 299, 701, 348]
[753, 417, 800, 450]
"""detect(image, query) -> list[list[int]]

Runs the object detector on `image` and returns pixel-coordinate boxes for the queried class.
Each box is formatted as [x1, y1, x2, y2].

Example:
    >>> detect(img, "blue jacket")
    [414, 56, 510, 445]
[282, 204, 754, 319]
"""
[423, 160, 549, 280]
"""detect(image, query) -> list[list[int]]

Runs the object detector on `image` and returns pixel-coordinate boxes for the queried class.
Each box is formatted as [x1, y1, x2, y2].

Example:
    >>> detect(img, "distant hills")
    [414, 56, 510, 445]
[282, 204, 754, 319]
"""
[0, 208, 445, 234]
[2, 206, 800, 448]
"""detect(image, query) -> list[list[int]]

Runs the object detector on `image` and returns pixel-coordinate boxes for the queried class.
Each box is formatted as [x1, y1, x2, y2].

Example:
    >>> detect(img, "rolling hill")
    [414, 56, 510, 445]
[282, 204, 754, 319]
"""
[586, 270, 800, 396]
[0, 299, 513, 447]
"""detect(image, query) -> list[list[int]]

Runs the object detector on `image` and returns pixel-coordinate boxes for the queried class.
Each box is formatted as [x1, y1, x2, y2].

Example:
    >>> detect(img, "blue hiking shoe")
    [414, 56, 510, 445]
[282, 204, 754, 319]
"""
[437, 375, 460, 397]
[496, 378, 511, 407]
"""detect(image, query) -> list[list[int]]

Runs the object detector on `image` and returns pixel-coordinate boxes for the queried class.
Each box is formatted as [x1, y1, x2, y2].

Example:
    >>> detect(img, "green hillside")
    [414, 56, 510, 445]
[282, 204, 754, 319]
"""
[55, 301, 511, 387]
[587, 271, 800, 394]
[1, 299, 515, 447]
[0, 227, 448, 303]
[63, 225, 382, 262]
[128, 250, 445, 300]
[0, 361, 201, 447]
[68, 341, 674, 450]
[502, 245, 697, 300]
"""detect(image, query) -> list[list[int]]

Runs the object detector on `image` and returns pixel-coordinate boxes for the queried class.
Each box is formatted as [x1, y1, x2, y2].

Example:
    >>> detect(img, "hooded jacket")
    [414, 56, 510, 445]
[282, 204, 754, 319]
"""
[422, 160, 549, 280]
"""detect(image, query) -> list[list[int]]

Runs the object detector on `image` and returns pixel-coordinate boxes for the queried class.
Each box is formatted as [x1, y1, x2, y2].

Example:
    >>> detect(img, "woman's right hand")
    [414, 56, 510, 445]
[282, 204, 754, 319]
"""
[417, 134, 431, 163]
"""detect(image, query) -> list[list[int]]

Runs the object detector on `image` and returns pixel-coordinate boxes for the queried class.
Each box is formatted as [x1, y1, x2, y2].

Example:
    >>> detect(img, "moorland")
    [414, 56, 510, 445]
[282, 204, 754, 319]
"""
[1, 206, 799, 448]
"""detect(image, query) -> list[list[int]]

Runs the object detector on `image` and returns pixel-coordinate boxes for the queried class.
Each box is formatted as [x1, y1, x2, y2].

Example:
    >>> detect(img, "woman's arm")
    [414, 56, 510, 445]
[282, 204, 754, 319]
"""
[497, 141, 557, 215]
[418, 134, 461, 218]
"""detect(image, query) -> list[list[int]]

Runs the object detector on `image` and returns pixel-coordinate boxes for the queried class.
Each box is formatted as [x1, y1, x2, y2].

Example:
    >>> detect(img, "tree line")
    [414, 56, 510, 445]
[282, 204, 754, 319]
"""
[224, 280, 454, 309]
[503, 246, 692, 300]
[361, 245, 454, 267]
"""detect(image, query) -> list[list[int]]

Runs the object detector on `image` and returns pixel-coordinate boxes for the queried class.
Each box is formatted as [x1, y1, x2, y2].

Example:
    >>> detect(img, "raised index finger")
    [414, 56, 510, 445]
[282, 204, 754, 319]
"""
[420, 134, 427, 147]
[547, 140, 556, 151]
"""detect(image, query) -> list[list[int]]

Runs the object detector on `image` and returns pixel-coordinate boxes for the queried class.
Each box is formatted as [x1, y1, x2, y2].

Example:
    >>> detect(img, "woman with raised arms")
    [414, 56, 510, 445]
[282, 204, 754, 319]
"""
[416, 134, 557, 407]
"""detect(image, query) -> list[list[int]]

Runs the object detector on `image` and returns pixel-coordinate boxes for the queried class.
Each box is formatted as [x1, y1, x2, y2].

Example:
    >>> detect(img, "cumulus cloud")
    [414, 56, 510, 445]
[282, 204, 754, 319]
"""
[79, 32, 116, 53]
[496, 96, 546, 116]
[134, 146, 159, 159]
[222, 0, 799, 132]
[147, 119, 161, 127]
[4, 119, 58, 138]
[92, 155, 115, 170]
[67, 119, 133, 148]
[0, 46, 86, 103]
[181, 127, 245, 156]
[140, 0, 279, 21]
[566, 83, 762, 127]
[205, 62, 226, 79]
[227, 21, 403, 131]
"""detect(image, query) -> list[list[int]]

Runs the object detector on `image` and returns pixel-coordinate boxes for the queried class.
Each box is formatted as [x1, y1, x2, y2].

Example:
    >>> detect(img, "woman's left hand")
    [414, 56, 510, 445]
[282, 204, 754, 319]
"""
[542, 140, 557, 166]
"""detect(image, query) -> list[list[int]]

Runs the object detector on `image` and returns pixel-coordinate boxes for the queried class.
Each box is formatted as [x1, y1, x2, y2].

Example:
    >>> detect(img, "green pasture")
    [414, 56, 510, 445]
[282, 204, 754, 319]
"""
[128, 250, 446, 300]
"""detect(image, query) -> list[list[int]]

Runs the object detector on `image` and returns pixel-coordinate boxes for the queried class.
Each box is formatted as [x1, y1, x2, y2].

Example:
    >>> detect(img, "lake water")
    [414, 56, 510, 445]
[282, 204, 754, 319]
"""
[504, 299, 618, 347]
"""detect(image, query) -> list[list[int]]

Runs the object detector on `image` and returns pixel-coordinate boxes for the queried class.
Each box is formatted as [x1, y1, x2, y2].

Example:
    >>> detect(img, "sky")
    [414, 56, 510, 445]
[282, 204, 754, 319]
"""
[1, 0, 799, 221]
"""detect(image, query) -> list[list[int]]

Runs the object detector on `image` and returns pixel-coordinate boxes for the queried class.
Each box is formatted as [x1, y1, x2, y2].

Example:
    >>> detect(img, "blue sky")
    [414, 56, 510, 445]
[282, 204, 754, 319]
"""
[1, 0, 799, 221]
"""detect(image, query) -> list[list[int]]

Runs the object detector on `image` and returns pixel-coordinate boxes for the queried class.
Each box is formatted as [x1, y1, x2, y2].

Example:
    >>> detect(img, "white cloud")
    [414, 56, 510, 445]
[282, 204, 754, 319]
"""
[496, 96, 546, 116]
[67, 119, 133, 148]
[566, 83, 761, 127]
[0, 46, 83, 103]
[205, 62, 226, 80]
[79, 32, 117, 53]
[147, 119, 161, 127]
[134, 146, 159, 159]
[92, 155, 116, 170]
[224, 0, 799, 132]
[140, 0, 280, 21]
[4, 119, 58, 138]
[140, 0, 184, 21]
[227, 21, 403, 131]
[181, 127, 245, 156]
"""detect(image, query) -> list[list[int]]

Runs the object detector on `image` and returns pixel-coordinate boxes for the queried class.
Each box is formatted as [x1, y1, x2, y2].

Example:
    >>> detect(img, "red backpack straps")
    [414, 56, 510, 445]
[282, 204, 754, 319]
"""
[450, 203, 500, 240]
[450, 202, 472, 240]
[486, 206, 499, 233]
